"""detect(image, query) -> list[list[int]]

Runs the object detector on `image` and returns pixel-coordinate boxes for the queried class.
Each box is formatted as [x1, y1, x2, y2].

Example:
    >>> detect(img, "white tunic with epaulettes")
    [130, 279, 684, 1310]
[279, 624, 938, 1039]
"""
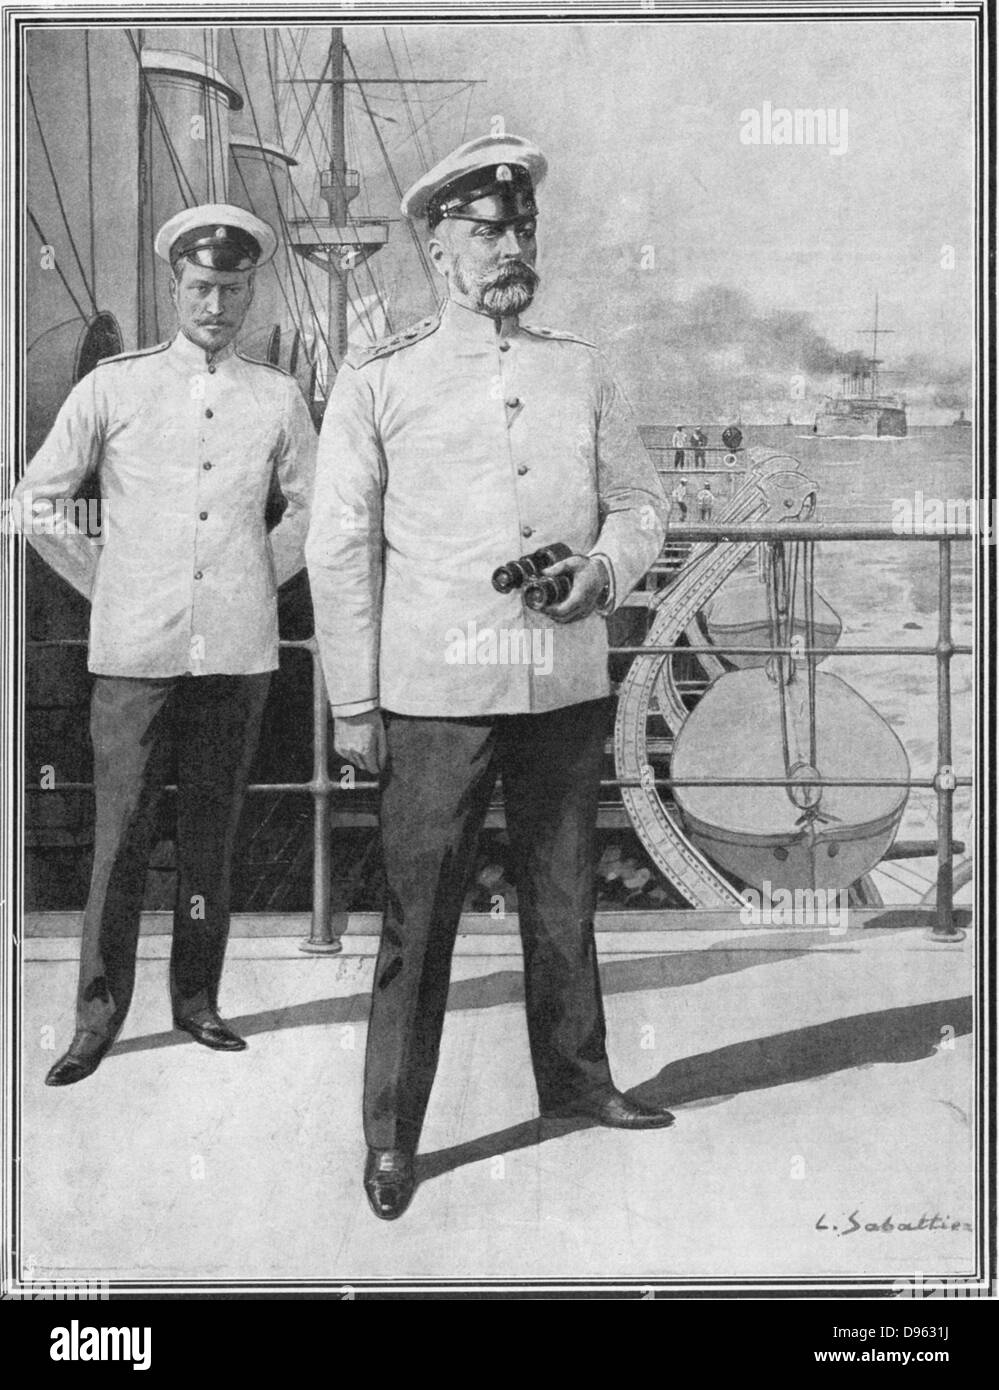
[14, 333, 317, 676]
[306, 297, 668, 717]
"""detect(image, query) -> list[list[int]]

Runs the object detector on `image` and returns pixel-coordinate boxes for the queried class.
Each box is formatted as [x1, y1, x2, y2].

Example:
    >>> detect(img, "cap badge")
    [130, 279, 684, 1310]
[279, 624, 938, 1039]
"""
[215, 227, 228, 240]
[496, 164, 512, 182]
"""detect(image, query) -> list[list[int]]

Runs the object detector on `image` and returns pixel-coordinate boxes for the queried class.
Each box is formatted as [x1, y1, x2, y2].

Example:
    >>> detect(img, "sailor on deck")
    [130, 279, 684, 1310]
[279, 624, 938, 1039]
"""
[14, 204, 316, 1084]
[306, 134, 673, 1222]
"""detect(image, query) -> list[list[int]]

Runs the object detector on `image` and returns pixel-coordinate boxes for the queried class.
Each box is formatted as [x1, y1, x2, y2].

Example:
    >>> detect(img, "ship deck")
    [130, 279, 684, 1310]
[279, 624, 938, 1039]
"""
[17, 907, 976, 1288]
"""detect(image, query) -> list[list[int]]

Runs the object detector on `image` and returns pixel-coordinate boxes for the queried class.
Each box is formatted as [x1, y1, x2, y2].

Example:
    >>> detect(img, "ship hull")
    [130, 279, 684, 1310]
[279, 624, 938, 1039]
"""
[814, 403, 908, 437]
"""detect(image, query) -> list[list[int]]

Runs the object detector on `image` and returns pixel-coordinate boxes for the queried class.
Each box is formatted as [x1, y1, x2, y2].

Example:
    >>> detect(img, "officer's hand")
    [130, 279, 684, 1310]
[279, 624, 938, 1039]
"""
[334, 709, 387, 776]
[542, 554, 608, 624]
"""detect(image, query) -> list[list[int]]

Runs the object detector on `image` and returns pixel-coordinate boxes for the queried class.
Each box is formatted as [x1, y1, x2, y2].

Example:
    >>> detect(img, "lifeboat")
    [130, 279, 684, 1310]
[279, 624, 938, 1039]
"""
[670, 665, 909, 892]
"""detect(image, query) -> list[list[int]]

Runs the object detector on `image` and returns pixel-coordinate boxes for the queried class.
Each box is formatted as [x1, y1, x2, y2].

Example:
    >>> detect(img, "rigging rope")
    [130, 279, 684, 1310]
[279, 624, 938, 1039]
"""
[343, 43, 440, 306]
[384, 31, 428, 174]
[26, 80, 98, 316]
[276, 29, 333, 170]
[270, 30, 392, 345]
[202, 30, 217, 203]
[26, 315, 88, 356]
[286, 35, 334, 162]
[384, 86, 471, 157]
[345, 95, 394, 337]
[228, 30, 335, 371]
[344, 83, 460, 106]
[272, 27, 385, 348]
[27, 208, 89, 322]
[83, 31, 97, 303]
[264, 25, 285, 138]
[257, 32, 320, 351]
[402, 28, 438, 163]
[123, 30, 197, 209]
[229, 156, 315, 367]
[264, 33, 383, 356]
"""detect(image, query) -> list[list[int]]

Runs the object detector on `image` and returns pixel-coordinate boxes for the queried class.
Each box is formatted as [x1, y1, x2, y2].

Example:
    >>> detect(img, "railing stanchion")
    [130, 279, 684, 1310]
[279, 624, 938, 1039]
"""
[300, 639, 343, 955]
[930, 538, 964, 943]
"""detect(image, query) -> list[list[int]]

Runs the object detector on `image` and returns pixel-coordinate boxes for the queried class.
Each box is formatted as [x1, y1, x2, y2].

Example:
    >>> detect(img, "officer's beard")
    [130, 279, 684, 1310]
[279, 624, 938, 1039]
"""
[453, 260, 540, 317]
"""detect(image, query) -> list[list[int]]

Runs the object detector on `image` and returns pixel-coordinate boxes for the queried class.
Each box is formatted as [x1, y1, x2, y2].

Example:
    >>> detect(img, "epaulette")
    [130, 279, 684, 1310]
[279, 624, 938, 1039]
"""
[236, 351, 293, 378]
[94, 342, 171, 367]
[347, 310, 443, 368]
[518, 323, 597, 348]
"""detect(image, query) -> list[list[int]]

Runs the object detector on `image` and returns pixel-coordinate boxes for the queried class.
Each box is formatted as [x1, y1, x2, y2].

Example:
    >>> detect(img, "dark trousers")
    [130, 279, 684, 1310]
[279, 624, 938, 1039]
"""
[75, 673, 271, 1041]
[363, 698, 614, 1151]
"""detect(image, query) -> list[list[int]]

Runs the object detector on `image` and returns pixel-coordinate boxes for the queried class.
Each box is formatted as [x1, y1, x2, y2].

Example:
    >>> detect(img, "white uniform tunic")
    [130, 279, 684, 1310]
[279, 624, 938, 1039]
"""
[14, 333, 317, 676]
[306, 299, 668, 717]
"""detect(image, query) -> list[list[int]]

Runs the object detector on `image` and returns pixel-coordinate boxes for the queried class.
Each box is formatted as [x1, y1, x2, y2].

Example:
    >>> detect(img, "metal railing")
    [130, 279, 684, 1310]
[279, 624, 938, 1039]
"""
[24, 523, 974, 948]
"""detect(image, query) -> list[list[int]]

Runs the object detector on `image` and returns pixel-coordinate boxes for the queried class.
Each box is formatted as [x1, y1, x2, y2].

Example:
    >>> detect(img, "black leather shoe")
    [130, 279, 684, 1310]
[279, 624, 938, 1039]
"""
[541, 1090, 675, 1129]
[45, 1030, 113, 1087]
[364, 1148, 416, 1220]
[173, 1013, 247, 1051]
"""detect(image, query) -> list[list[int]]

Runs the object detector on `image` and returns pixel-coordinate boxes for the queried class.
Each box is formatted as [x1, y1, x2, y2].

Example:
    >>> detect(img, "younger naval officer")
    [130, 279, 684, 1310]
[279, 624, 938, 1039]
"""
[306, 135, 673, 1221]
[15, 203, 317, 1085]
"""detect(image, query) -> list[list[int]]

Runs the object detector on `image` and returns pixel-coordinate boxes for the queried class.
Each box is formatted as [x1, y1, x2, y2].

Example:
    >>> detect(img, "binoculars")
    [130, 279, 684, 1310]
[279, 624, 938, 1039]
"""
[492, 541, 573, 611]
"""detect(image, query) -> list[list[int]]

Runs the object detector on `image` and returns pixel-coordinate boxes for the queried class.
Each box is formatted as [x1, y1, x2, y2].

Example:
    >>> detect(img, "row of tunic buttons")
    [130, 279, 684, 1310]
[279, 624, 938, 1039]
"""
[198, 399, 214, 579]
[499, 330, 516, 405]
[502, 342, 530, 537]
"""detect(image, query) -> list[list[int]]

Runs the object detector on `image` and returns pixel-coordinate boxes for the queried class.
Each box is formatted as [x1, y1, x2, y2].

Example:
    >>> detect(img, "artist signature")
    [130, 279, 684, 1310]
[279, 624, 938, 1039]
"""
[816, 1211, 973, 1236]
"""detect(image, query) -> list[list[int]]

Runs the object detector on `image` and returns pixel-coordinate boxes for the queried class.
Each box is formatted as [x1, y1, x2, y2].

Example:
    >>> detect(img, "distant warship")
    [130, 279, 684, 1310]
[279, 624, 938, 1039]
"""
[813, 294, 907, 437]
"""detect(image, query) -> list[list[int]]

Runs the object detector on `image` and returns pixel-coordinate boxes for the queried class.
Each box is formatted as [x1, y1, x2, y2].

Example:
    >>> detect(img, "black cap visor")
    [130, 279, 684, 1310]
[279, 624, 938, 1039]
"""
[429, 164, 537, 229]
[170, 224, 261, 273]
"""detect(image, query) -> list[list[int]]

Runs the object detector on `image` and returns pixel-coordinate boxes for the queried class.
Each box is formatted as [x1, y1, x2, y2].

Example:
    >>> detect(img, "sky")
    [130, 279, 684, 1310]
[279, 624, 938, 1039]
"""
[24, 12, 978, 426]
[295, 16, 977, 423]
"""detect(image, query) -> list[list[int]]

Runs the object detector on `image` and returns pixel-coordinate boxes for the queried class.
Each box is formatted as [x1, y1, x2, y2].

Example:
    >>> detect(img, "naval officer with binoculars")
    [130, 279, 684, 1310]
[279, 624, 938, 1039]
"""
[306, 134, 672, 1221]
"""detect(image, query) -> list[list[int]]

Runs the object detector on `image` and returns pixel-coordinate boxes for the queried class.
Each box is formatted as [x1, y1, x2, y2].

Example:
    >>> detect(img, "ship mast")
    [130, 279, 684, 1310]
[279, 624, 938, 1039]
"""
[325, 30, 350, 378]
[288, 28, 389, 393]
[286, 27, 482, 393]
[856, 292, 894, 398]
